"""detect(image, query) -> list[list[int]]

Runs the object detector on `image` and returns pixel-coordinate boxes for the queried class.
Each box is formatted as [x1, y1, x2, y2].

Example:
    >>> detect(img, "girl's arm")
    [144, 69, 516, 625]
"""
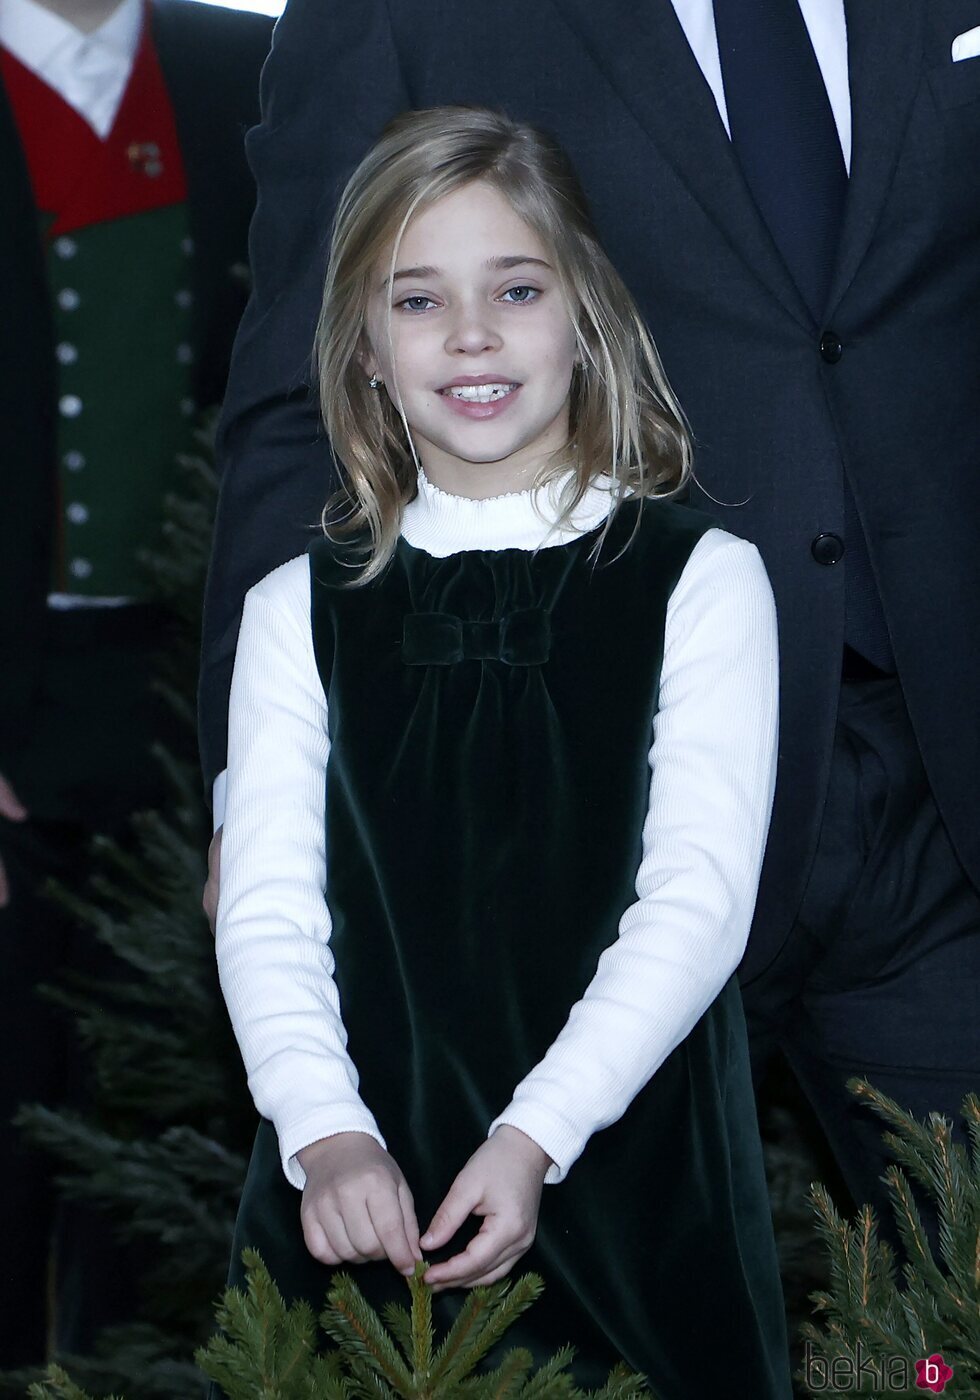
[216, 555, 385, 1189]
[488, 529, 779, 1184]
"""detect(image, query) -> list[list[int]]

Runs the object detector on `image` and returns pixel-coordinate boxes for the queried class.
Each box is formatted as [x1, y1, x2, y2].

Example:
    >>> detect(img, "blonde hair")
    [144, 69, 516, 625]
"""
[315, 106, 692, 582]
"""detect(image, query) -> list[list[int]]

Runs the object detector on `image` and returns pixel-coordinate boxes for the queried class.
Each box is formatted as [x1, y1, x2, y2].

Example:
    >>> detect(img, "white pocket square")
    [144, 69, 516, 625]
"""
[951, 26, 980, 61]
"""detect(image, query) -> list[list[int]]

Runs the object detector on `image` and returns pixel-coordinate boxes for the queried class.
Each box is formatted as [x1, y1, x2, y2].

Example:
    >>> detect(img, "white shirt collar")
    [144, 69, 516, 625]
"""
[0, 0, 143, 138]
[400, 468, 618, 557]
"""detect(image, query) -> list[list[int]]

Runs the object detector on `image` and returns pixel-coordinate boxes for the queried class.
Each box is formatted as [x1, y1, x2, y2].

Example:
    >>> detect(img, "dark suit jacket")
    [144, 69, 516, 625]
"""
[0, 0, 271, 763]
[198, 0, 980, 983]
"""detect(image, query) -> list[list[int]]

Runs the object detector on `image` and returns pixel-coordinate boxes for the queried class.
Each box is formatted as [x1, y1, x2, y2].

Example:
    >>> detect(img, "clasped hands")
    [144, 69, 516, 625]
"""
[296, 1125, 552, 1291]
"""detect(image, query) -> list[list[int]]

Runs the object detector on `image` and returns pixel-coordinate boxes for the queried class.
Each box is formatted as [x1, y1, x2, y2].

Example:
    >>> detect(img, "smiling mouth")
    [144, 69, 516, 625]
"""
[441, 382, 519, 403]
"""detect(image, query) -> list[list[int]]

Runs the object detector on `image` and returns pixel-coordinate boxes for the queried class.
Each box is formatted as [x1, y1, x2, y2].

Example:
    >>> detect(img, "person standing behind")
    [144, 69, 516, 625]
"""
[199, 0, 980, 1260]
[0, 0, 271, 1367]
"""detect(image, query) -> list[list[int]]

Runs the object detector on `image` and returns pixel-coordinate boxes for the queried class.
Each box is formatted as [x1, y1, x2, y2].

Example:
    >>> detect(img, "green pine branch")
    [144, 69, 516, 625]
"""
[193, 1251, 652, 1400]
[800, 1080, 980, 1397]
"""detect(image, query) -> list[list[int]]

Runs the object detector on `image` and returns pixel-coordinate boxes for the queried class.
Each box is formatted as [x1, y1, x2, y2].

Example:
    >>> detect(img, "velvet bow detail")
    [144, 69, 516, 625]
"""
[401, 609, 552, 666]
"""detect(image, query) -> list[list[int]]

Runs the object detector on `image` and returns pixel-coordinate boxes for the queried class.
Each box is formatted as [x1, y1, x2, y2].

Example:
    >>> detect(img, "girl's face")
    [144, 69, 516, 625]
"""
[363, 180, 580, 499]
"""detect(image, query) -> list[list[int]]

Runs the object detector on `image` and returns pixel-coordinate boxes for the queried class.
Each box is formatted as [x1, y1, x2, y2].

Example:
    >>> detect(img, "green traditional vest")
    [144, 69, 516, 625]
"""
[2, 26, 196, 602]
[228, 501, 791, 1399]
[46, 205, 194, 598]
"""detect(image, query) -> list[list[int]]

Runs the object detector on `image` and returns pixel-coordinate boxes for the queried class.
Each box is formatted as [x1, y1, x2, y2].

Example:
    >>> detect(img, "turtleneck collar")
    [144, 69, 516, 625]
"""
[400, 468, 618, 557]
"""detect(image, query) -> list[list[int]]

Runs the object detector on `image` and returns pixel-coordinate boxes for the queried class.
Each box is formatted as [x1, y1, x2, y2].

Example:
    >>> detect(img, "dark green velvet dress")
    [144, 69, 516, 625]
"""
[226, 500, 791, 1398]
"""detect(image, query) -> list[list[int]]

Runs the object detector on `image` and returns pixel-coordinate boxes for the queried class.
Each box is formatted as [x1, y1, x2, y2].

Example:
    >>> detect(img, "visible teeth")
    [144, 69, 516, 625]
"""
[445, 383, 516, 403]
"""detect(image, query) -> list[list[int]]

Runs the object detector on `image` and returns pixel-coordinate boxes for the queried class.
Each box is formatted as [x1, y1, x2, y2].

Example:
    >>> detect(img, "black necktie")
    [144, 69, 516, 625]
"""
[713, 0, 846, 318]
[713, 0, 894, 673]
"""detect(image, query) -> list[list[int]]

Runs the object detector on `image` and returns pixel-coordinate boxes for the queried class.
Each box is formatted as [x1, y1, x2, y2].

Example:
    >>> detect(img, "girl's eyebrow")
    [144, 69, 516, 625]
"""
[487, 255, 552, 271]
[387, 255, 552, 285]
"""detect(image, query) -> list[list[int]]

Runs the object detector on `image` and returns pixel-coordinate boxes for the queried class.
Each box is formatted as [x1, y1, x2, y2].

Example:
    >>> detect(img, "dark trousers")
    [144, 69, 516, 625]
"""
[745, 674, 980, 1243]
[0, 606, 176, 1369]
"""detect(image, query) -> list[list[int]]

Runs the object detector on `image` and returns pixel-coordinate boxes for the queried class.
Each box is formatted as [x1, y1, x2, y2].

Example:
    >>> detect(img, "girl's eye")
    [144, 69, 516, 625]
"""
[501, 285, 539, 304]
[397, 295, 438, 313]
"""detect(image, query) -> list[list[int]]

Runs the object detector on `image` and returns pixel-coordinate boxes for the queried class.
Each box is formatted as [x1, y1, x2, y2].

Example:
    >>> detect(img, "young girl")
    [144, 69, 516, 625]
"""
[216, 107, 791, 1398]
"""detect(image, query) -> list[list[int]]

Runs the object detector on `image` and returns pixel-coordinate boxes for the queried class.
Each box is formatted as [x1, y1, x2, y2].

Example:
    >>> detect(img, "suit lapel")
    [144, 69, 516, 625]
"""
[555, 0, 813, 328]
[0, 76, 49, 288]
[826, 0, 925, 313]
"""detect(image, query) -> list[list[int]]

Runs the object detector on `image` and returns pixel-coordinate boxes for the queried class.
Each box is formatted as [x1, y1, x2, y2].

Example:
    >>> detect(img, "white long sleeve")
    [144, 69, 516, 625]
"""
[217, 477, 778, 1189]
[217, 559, 385, 1188]
[488, 529, 778, 1180]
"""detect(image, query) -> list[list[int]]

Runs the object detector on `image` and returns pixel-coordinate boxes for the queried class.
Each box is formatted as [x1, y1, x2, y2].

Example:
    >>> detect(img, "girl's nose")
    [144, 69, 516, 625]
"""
[444, 305, 503, 356]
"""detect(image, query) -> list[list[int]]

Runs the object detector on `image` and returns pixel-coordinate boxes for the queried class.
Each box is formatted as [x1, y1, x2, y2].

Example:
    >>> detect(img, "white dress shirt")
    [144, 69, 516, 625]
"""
[0, 0, 142, 138]
[216, 472, 779, 1188]
[669, 0, 851, 172]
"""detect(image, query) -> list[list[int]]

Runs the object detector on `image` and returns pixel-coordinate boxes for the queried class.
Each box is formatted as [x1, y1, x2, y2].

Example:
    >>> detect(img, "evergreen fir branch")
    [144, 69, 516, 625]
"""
[478, 1346, 535, 1398]
[964, 1095, 980, 1183]
[14, 1326, 208, 1400]
[803, 1087, 980, 1398]
[885, 1165, 940, 1288]
[427, 1289, 496, 1385]
[435, 1276, 545, 1388]
[806, 1183, 855, 1320]
[15, 1109, 243, 1240]
[379, 1305, 414, 1362]
[26, 1365, 107, 1400]
[583, 1363, 650, 1400]
[320, 1275, 414, 1395]
[33, 1252, 655, 1400]
[308, 1352, 357, 1400]
[198, 1249, 324, 1397]
[408, 1263, 434, 1381]
[509, 1346, 572, 1399]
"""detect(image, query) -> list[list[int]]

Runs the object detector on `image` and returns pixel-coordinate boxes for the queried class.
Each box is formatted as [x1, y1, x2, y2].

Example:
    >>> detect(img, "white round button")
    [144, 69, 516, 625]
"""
[54, 236, 78, 259]
[66, 503, 89, 524]
[57, 288, 80, 311]
[64, 451, 86, 471]
[56, 342, 78, 365]
[69, 558, 93, 579]
[59, 394, 83, 418]
[179, 396, 196, 416]
[180, 236, 195, 255]
[176, 343, 193, 364]
[175, 289, 193, 309]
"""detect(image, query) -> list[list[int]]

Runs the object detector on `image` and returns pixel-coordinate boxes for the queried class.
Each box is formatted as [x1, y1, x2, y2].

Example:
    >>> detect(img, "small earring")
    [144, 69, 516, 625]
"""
[369, 374, 382, 389]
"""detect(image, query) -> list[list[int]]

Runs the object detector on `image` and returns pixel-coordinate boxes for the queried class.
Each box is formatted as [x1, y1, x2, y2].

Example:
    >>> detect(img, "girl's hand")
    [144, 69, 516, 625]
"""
[297, 1131, 422, 1276]
[420, 1125, 552, 1291]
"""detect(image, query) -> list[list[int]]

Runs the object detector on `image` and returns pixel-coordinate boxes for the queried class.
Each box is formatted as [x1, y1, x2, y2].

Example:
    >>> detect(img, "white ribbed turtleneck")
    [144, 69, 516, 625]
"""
[216, 473, 778, 1188]
[400, 468, 617, 555]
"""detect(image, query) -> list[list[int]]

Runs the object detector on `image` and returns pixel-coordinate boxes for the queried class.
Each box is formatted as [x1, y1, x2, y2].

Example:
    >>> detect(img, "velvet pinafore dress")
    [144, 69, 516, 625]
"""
[226, 499, 791, 1399]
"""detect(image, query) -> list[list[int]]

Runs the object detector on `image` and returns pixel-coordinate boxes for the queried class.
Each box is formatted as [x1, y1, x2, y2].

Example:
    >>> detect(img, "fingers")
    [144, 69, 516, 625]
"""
[365, 1186, 421, 1276]
[420, 1178, 480, 1251]
[299, 1138, 421, 1275]
[0, 773, 28, 823]
[424, 1217, 532, 1291]
[457, 1249, 528, 1289]
[301, 1211, 343, 1267]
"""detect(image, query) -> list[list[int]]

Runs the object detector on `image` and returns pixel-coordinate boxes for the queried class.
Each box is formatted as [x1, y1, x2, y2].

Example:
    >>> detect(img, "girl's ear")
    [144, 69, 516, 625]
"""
[356, 332, 379, 381]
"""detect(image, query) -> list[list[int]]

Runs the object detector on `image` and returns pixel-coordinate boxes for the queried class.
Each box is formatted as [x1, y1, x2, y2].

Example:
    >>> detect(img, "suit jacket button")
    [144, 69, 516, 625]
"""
[811, 532, 844, 565]
[820, 331, 843, 363]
